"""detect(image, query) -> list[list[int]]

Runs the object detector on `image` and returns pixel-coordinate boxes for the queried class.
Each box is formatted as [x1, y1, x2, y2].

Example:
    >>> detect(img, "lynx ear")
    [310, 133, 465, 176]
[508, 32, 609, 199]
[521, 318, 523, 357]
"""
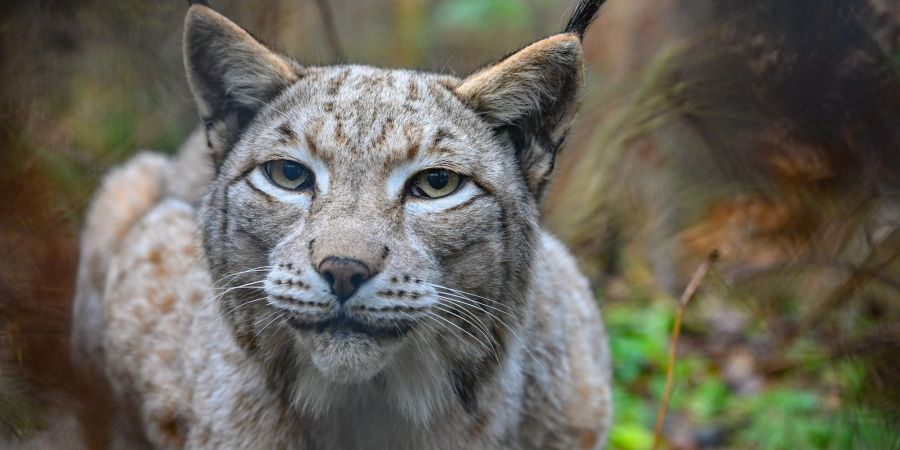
[456, 35, 583, 198]
[183, 5, 299, 167]
[455, 0, 605, 199]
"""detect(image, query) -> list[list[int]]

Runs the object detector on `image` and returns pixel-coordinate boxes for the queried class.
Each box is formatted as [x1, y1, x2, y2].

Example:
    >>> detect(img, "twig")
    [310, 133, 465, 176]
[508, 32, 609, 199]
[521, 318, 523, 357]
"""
[311, 0, 346, 61]
[651, 250, 719, 450]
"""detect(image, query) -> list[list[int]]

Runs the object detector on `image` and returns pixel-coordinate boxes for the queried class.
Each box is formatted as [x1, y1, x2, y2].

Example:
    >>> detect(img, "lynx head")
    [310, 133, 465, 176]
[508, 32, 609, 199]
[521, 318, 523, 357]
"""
[186, 0, 603, 420]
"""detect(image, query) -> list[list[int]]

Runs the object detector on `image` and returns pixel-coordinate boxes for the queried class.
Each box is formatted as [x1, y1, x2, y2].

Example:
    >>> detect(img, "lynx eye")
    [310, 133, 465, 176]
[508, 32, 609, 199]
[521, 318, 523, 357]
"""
[264, 160, 314, 191]
[408, 169, 463, 199]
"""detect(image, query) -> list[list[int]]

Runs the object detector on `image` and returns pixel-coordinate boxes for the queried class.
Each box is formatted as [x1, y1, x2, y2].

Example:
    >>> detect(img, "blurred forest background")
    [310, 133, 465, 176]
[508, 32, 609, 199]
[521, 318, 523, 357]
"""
[1, 0, 899, 448]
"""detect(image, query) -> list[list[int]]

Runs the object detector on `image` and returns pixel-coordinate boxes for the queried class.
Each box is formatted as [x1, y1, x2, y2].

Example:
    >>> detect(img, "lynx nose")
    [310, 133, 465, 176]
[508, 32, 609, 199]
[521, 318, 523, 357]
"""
[317, 257, 374, 302]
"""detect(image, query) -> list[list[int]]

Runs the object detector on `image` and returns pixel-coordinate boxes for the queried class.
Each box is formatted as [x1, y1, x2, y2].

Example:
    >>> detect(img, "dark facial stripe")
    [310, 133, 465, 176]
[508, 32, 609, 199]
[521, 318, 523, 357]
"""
[304, 132, 319, 157]
[277, 122, 298, 143]
[269, 342, 303, 406]
[227, 164, 258, 188]
[334, 120, 348, 145]
[406, 142, 421, 160]
[440, 192, 488, 215]
[450, 336, 507, 416]
[243, 178, 276, 203]
[235, 223, 270, 250]
[429, 128, 453, 153]
[218, 186, 230, 267]
[497, 203, 514, 307]
[446, 284, 512, 416]
[375, 117, 395, 147]
[451, 365, 480, 414]
[426, 82, 457, 115]
[326, 69, 350, 96]
[407, 79, 420, 102]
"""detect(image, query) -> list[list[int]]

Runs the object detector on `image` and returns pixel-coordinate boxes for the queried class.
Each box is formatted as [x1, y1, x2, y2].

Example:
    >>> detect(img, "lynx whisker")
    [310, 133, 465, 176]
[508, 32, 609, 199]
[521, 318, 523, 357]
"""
[435, 292, 546, 372]
[428, 283, 522, 318]
[211, 265, 275, 288]
[435, 295, 507, 329]
[420, 314, 463, 349]
[426, 306, 495, 360]
[201, 296, 268, 329]
[432, 303, 502, 365]
[249, 310, 286, 345]
[196, 278, 266, 313]
[396, 311, 428, 355]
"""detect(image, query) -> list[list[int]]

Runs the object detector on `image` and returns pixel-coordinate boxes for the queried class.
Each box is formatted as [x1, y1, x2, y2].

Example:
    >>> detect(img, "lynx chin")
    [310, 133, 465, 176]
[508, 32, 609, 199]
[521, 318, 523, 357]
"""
[71, 0, 612, 448]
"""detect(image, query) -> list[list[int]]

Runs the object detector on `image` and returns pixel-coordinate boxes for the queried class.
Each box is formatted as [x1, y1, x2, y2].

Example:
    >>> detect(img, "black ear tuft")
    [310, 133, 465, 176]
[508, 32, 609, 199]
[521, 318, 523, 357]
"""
[564, 0, 607, 39]
[187, 0, 210, 5]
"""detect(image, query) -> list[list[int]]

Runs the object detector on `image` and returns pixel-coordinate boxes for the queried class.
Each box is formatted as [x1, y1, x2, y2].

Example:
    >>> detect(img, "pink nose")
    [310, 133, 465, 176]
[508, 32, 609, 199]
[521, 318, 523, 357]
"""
[317, 257, 373, 302]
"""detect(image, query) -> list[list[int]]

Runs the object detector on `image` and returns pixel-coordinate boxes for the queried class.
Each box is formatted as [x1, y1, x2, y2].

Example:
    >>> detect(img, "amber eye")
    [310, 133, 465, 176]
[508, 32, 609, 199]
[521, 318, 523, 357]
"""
[264, 160, 314, 191]
[408, 169, 463, 199]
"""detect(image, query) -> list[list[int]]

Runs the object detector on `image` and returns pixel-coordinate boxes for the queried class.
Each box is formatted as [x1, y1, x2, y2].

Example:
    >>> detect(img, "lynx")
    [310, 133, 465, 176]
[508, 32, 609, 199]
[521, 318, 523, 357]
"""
[71, 0, 612, 448]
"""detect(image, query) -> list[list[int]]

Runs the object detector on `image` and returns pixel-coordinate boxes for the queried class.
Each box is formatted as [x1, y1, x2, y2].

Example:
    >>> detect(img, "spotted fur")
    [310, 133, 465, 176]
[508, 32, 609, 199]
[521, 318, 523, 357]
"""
[72, 1, 611, 448]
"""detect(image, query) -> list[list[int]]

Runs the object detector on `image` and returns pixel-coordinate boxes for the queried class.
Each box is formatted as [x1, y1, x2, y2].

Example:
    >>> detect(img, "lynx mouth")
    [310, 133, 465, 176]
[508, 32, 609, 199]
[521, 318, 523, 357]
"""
[287, 309, 414, 339]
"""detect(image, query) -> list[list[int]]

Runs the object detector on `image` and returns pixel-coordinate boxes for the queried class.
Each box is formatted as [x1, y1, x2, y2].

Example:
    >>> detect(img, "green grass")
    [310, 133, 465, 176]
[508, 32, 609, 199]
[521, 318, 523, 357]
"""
[603, 295, 900, 450]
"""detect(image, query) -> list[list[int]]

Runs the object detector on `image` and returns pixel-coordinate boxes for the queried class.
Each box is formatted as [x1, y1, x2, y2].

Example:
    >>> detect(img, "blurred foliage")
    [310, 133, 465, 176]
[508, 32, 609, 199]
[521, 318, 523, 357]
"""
[436, 0, 531, 32]
[604, 292, 900, 450]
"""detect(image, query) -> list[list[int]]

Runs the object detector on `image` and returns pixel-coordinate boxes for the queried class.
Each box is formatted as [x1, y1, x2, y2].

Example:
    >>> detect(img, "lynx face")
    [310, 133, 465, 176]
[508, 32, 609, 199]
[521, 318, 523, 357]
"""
[204, 66, 538, 384]
[184, 4, 586, 417]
